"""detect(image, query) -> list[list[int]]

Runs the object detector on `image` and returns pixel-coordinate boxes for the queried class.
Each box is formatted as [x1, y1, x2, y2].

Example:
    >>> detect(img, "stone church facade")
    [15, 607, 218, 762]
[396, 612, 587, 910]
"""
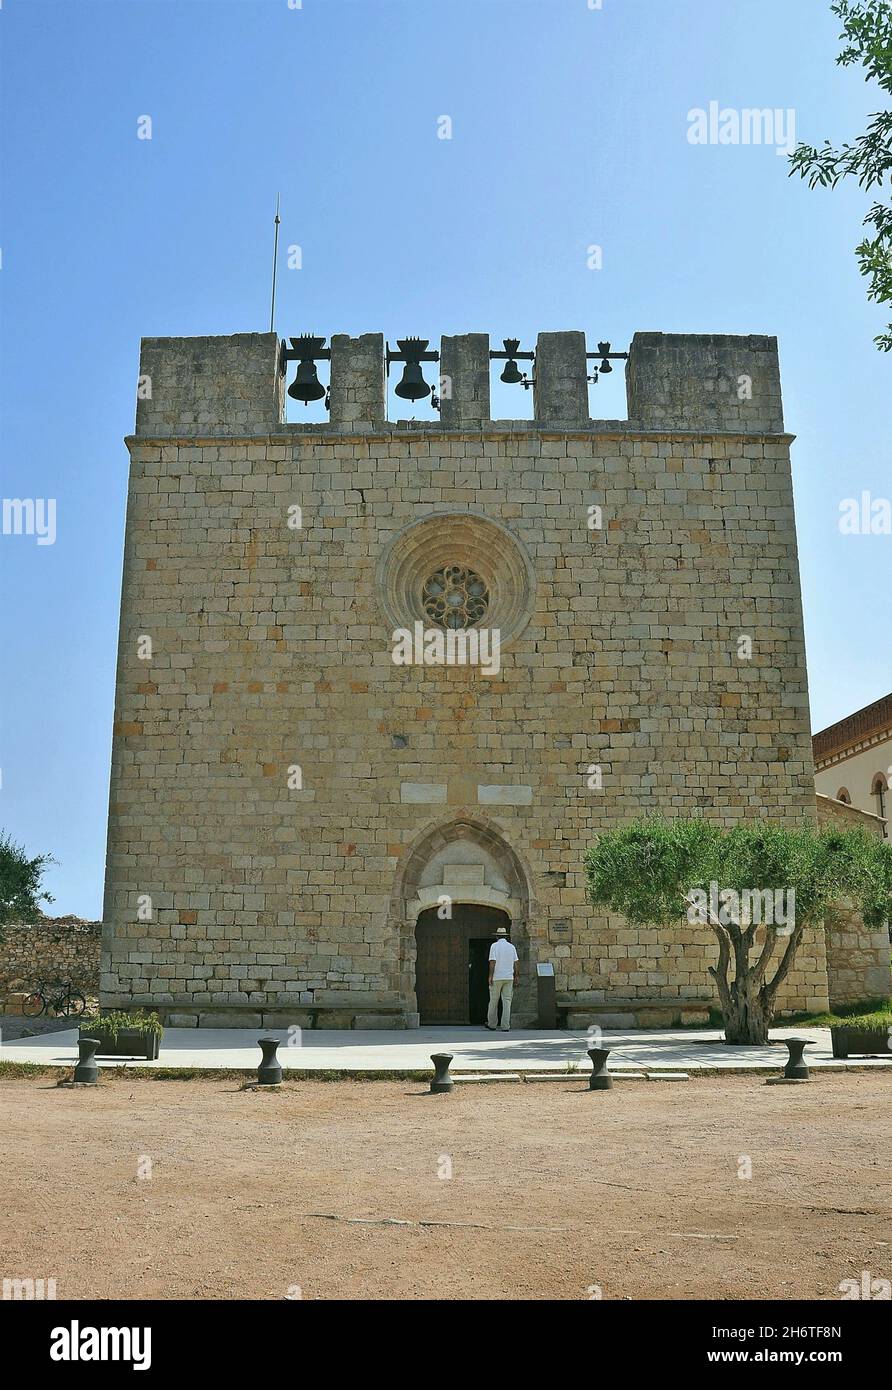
[101, 328, 833, 1028]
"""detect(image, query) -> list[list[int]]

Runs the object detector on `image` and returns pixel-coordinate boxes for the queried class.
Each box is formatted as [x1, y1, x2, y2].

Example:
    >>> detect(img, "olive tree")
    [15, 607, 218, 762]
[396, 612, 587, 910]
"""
[584, 818, 891, 1044]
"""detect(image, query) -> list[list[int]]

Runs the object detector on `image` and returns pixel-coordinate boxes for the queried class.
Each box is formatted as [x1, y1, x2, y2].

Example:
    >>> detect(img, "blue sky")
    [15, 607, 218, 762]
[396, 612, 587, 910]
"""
[1, 0, 889, 916]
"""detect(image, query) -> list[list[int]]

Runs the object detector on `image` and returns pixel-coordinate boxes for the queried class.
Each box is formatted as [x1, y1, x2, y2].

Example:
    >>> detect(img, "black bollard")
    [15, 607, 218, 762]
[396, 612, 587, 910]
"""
[587, 1046, 613, 1091]
[257, 1036, 283, 1086]
[73, 1038, 100, 1085]
[782, 1036, 811, 1080]
[430, 1053, 454, 1093]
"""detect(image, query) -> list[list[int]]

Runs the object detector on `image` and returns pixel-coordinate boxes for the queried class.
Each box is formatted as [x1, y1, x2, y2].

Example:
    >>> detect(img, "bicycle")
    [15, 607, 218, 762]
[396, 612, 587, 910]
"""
[21, 979, 87, 1018]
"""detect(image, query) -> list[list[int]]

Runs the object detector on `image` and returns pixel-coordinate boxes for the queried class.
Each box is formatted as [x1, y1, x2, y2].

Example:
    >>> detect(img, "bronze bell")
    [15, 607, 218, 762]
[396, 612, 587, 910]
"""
[395, 361, 431, 401]
[499, 338, 524, 384]
[394, 338, 432, 401]
[288, 359, 326, 403]
[599, 358, 612, 375]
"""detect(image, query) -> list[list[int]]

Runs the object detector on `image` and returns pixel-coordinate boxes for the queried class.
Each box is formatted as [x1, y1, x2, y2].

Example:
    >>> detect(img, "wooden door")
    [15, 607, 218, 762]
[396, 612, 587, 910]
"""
[415, 904, 510, 1024]
[467, 937, 493, 1025]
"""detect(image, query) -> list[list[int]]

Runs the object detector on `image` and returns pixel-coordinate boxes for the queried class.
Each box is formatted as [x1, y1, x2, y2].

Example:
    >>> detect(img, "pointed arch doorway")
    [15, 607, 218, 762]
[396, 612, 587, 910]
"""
[415, 904, 512, 1025]
[392, 814, 536, 1028]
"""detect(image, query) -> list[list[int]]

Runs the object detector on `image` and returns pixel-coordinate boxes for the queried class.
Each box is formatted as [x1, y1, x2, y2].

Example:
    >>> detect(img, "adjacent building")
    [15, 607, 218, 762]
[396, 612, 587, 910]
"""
[813, 693, 891, 836]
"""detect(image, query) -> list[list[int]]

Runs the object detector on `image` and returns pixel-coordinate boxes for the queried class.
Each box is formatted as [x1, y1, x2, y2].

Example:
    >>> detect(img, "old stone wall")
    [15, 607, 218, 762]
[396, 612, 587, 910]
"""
[0, 918, 101, 1002]
[101, 329, 826, 1024]
[626, 333, 784, 434]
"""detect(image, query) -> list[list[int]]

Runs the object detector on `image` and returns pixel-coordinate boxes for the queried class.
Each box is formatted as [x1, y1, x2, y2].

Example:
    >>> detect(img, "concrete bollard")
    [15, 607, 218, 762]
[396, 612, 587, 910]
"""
[430, 1053, 454, 1093]
[587, 1046, 613, 1090]
[73, 1038, 100, 1085]
[257, 1037, 283, 1086]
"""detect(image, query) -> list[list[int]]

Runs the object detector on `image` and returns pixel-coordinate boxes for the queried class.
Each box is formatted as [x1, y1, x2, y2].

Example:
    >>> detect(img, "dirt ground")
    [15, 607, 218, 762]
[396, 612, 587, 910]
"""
[1, 1072, 889, 1300]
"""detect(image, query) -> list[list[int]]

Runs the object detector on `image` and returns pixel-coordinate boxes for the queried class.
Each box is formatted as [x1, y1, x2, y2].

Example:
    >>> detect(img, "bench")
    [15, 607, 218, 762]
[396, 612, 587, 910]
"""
[555, 998, 713, 1029]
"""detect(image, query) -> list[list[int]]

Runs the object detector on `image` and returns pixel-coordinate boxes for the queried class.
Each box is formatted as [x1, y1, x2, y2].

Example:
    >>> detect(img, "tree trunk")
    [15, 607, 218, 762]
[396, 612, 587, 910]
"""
[723, 976, 769, 1044]
[695, 896, 803, 1046]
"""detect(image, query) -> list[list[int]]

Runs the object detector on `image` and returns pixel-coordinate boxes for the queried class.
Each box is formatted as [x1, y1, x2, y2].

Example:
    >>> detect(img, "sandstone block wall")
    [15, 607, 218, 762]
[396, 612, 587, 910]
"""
[627, 332, 784, 434]
[101, 329, 828, 1023]
[136, 333, 283, 437]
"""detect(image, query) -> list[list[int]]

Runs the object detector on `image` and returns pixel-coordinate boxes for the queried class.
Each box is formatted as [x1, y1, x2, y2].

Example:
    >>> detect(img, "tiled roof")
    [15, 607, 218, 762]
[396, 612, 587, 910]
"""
[813, 692, 892, 764]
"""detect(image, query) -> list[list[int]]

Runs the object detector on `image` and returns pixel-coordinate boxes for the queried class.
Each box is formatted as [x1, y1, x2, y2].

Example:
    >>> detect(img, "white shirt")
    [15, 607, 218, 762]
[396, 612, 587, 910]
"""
[489, 938, 518, 981]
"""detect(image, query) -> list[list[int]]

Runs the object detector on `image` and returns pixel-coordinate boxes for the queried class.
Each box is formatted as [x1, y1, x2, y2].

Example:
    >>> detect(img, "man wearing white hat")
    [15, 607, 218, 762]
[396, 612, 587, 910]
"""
[486, 924, 519, 1031]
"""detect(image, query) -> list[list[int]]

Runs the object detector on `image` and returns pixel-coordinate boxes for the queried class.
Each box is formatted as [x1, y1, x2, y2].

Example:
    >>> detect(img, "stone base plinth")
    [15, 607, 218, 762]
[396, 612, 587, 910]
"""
[563, 1000, 713, 1030]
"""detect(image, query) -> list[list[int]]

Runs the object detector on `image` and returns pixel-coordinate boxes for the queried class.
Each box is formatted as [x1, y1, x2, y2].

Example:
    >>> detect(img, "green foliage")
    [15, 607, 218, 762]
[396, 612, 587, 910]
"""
[0, 832, 55, 937]
[79, 1011, 163, 1040]
[831, 1017, 891, 1034]
[585, 817, 892, 933]
[783, 997, 892, 1028]
[583, 817, 723, 926]
[789, 0, 892, 350]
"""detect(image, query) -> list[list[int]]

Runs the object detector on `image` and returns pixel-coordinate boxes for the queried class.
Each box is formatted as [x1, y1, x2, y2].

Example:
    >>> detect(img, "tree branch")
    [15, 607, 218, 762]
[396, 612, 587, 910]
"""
[751, 928, 778, 988]
[763, 922, 805, 1004]
[684, 890, 734, 1007]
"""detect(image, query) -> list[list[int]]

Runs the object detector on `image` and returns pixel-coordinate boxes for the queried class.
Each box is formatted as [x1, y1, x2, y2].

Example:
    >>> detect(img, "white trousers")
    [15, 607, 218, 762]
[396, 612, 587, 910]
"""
[487, 978, 514, 1030]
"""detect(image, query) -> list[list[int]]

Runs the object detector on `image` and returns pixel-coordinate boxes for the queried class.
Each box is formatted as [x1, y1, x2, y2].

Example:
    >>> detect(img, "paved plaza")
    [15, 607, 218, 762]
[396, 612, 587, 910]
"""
[2, 1021, 890, 1074]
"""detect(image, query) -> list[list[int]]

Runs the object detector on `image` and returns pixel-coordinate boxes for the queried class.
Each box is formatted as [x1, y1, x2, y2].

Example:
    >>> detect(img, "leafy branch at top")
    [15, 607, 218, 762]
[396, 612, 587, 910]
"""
[789, 0, 892, 350]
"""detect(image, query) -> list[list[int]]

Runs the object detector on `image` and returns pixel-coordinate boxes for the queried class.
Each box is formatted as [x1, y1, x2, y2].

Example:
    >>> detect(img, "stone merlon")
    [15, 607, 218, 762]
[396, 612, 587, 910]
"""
[132, 329, 786, 438]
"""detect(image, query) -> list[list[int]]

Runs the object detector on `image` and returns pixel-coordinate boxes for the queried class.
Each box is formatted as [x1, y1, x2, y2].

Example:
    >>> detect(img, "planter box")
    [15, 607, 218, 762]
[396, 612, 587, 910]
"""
[830, 1025, 892, 1059]
[80, 1029, 161, 1060]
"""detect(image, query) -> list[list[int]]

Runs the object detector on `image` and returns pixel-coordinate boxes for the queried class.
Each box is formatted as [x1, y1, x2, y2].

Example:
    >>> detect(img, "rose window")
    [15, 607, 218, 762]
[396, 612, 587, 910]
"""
[422, 565, 490, 630]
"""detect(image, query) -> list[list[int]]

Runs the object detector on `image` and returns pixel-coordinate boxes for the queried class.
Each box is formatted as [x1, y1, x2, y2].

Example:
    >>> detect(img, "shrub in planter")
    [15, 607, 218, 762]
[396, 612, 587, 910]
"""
[79, 1011, 163, 1060]
[830, 1019, 892, 1059]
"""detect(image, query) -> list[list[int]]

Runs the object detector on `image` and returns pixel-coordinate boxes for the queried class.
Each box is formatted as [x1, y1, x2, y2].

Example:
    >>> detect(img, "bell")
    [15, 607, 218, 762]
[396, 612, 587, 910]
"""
[599, 358, 612, 374]
[393, 337, 433, 402]
[395, 361, 431, 401]
[500, 358, 524, 385]
[288, 359, 326, 403]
